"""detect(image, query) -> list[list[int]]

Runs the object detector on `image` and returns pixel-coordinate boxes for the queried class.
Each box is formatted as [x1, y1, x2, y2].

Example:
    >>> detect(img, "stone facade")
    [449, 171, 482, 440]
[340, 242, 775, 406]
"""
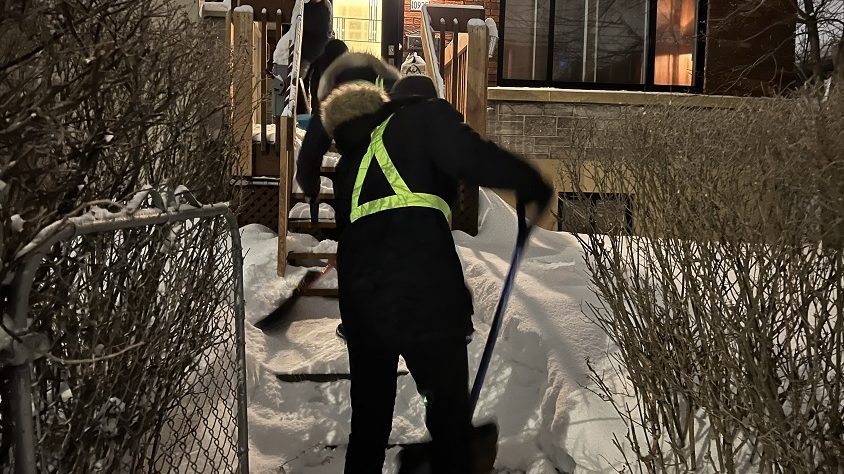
[487, 101, 627, 161]
[484, 88, 749, 231]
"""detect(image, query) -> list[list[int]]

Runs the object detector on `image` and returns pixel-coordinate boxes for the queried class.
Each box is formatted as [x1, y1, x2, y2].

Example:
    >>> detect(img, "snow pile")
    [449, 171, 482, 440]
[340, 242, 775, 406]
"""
[240, 224, 312, 325]
[242, 188, 632, 473]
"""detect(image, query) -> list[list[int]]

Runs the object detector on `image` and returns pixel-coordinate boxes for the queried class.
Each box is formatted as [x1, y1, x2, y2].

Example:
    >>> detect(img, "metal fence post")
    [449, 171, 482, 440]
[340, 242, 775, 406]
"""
[224, 212, 250, 474]
[6, 249, 56, 474]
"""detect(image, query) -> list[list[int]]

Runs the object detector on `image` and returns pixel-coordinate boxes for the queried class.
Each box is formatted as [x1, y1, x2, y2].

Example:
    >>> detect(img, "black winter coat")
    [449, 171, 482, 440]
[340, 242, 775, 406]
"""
[318, 85, 551, 345]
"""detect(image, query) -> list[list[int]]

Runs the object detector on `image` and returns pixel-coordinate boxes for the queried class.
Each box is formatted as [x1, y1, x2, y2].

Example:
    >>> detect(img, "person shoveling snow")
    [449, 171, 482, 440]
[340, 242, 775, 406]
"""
[317, 71, 552, 473]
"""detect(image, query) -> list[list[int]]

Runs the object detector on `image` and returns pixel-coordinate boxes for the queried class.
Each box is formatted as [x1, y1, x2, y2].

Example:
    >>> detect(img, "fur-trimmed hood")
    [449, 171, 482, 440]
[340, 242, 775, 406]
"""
[317, 52, 400, 101]
[320, 81, 389, 136]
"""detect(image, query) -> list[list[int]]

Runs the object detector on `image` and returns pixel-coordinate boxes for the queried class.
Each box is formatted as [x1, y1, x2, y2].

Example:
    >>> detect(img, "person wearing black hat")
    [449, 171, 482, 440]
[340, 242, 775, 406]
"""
[305, 39, 349, 116]
[318, 75, 552, 474]
[296, 52, 401, 200]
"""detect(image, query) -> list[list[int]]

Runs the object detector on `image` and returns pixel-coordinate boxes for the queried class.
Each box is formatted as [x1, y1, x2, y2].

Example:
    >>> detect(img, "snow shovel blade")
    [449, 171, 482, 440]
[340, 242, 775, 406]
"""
[396, 422, 499, 474]
[255, 261, 334, 328]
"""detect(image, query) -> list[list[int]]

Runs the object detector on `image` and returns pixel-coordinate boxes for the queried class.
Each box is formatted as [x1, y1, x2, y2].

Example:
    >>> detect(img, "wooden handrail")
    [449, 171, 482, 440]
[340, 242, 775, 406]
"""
[443, 33, 469, 69]
[277, 0, 304, 276]
[443, 33, 469, 113]
[232, 6, 255, 176]
[419, 5, 491, 236]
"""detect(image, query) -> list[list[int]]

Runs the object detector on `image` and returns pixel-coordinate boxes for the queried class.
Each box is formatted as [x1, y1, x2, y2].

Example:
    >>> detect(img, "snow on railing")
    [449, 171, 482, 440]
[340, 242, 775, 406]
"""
[420, 5, 495, 100]
[15, 187, 229, 260]
[280, 0, 305, 118]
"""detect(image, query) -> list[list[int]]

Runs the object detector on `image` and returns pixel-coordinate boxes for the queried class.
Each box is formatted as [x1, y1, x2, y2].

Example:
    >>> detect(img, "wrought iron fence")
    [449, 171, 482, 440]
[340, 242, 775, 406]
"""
[0, 189, 249, 474]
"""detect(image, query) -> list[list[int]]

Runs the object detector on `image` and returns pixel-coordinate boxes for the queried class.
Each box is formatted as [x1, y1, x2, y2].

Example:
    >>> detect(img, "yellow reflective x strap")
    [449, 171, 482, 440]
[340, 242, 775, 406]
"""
[350, 115, 452, 223]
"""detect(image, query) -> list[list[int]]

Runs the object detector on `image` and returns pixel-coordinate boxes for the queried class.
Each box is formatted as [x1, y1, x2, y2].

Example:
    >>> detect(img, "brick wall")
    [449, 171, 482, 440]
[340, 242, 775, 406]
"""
[402, 0, 500, 86]
[485, 99, 628, 229]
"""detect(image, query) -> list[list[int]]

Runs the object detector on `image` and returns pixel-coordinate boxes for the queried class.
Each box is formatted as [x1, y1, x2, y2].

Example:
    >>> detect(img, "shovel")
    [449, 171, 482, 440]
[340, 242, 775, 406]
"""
[256, 200, 334, 328]
[397, 202, 533, 474]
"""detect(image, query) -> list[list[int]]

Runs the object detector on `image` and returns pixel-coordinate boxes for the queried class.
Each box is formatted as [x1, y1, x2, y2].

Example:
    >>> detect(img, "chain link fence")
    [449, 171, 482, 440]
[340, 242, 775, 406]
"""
[1, 190, 249, 473]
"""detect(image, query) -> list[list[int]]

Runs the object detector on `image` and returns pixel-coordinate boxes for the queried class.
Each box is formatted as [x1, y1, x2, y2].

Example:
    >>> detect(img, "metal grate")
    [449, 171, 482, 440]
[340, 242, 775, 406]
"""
[558, 192, 634, 235]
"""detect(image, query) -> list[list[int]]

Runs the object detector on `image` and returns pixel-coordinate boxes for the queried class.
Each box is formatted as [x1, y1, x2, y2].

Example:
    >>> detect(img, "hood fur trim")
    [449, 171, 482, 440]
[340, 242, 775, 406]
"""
[317, 52, 401, 101]
[321, 82, 389, 136]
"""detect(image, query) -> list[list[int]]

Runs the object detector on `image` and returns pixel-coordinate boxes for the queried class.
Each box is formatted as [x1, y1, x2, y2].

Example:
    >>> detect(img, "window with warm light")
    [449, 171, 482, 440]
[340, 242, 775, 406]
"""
[333, 0, 382, 56]
[499, 0, 705, 91]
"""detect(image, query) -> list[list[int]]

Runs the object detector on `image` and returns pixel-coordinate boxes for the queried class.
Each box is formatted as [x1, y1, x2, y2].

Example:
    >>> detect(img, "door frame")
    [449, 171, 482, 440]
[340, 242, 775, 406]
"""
[381, 0, 404, 67]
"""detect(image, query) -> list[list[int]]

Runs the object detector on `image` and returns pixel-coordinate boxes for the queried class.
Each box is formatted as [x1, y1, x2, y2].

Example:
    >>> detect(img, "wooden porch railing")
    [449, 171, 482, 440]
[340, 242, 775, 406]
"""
[421, 4, 493, 236]
[224, 1, 495, 273]
[225, 0, 304, 276]
[229, 1, 294, 176]
[275, 0, 304, 276]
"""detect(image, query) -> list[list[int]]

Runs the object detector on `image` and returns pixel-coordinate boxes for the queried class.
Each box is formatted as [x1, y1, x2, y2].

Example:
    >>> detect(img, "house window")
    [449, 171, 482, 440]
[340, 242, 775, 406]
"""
[499, 0, 705, 91]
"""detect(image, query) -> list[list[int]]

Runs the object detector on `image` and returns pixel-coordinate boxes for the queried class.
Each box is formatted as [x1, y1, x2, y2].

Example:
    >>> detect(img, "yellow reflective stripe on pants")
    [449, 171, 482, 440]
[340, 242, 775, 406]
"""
[350, 115, 452, 223]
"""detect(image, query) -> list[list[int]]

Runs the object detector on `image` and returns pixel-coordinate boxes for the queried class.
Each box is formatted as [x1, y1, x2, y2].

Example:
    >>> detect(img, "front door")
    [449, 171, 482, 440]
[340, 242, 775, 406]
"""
[332, 0, 382, 56]
[332, 0, 403, 67]
[380, 0, 404, 67]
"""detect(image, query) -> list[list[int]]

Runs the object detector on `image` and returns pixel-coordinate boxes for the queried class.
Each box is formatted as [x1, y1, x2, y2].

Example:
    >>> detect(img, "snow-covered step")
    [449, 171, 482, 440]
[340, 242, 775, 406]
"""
[292, 176, 333, 196]
[252, 123, 277, 143]
[289, 202, 335, 221]
[287, 237, 337, 266]
[322, 152, 340, 171]
[287, 253, 336, 269]
[301, 263, 338, 297]
[265, 318, 408, 381]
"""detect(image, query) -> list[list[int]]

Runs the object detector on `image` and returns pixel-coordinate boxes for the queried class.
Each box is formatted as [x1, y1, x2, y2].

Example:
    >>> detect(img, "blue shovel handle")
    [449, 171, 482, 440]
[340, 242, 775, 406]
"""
[470, 201, 532, 413]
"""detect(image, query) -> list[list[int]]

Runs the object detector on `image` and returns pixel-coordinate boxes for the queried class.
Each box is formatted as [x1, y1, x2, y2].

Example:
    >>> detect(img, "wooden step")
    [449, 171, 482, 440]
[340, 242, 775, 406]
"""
[287, 252, 336, 267]
[291, 192, 335, 202]
[276, 370, 408, 383]
[288, 252, 336, 260]
[289, 220, 337, 230]
[301, 288, 338, 298]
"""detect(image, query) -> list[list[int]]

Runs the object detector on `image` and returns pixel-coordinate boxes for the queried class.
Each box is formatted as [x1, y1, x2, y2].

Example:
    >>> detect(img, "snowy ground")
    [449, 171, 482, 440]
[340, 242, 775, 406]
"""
[241, 189, 630, 474]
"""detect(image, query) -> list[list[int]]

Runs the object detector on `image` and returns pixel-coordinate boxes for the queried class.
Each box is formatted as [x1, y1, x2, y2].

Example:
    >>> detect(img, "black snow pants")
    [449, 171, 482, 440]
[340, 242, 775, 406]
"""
[343, 326, 473, 474]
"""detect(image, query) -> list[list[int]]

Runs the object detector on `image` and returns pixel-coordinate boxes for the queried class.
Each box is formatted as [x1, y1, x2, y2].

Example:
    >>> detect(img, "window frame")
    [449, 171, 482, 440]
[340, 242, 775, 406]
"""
[497, 0, 709, 92]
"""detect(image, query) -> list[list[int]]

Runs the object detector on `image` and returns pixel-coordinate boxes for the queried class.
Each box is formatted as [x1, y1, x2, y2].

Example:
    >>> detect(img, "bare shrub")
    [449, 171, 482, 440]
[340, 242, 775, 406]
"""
[0, 0, 240, 288]
[25, 207, 243, 473]
[561, 85, 844, 472]
[0, 0, 249, 469]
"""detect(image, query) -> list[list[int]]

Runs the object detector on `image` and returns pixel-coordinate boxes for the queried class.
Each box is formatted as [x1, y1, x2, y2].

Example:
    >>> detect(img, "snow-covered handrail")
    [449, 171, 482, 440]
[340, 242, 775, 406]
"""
[281, 0, 305, 118]
[419, 4, 492, 236]
[419, 5, 494, 101]
[421, 6, 447, 98]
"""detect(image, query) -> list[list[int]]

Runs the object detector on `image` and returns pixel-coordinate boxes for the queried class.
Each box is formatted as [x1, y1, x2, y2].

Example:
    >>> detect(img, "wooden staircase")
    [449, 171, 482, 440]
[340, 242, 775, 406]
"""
[220, 0, 496, 302]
